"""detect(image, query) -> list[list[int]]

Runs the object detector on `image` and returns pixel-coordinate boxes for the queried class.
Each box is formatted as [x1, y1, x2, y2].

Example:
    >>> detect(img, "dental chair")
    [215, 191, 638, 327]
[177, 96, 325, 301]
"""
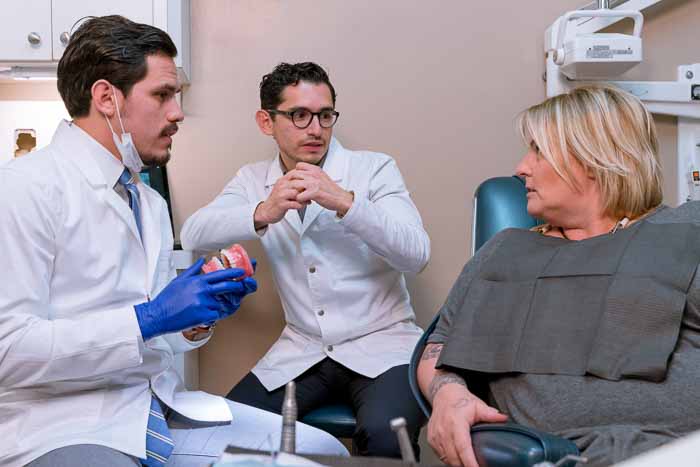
[409, 176, 581, 467]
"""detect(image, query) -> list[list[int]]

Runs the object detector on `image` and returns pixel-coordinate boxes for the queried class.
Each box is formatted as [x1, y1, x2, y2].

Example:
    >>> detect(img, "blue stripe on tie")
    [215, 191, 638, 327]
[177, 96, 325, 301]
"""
[142, 396, 174, 467]
[118, 168, 143, 241]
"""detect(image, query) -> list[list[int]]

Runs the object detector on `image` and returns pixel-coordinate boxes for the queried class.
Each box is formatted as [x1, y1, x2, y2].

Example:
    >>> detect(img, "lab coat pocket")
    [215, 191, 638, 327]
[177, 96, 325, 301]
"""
[18, 390, 104, 449]
[1, 405, 22, 452]
[258, 327, 310, 369]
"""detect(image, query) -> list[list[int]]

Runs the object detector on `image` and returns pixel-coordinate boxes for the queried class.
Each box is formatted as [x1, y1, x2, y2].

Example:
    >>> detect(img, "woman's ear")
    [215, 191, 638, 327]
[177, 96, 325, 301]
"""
[255, 110, 274, 136]
[585, 165, 597, 180]
[92, 80, 115, 117]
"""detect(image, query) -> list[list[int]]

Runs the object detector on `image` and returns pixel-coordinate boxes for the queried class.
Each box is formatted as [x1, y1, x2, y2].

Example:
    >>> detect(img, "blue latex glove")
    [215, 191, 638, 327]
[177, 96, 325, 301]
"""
[217, 258, 258, 313]
[134, 257, 257, 341]
[218, 276, 257, 312]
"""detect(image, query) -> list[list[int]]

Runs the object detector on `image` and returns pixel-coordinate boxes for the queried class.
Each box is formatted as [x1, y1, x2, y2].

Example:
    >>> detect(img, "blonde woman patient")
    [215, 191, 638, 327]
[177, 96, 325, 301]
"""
[418, 85, 700, 467]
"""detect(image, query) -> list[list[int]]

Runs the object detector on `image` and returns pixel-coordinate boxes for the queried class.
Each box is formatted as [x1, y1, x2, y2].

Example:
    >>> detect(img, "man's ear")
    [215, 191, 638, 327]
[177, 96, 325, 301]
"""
[92, 80, 116, 118]
[255, 109, 274, 136]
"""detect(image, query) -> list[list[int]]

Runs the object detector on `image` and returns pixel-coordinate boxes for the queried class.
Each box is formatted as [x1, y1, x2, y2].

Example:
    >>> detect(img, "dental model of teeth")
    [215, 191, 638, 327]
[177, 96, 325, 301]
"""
[201, 243, 254, 278]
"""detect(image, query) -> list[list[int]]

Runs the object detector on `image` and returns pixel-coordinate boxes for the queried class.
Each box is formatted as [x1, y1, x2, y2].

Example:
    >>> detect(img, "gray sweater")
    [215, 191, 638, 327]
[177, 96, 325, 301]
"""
[428, 203, 700, 466]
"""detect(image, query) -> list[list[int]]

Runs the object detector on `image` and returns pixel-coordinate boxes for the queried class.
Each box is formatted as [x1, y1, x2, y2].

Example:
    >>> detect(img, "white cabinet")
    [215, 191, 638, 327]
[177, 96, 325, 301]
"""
[0, 0, 190, 82]
[0, 0, 52, 61]
[51, 0, 153, 61]
[0, 0, 151, 62]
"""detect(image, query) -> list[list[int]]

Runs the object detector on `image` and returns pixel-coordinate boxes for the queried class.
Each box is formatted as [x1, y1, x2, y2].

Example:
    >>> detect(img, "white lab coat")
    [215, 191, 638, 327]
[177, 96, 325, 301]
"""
[0, 121, 229, 467]
[181, 138, 430, 390]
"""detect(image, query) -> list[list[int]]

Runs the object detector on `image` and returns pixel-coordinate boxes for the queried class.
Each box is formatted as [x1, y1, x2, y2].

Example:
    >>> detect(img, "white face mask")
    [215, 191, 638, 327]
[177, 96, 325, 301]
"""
[104, 85, 144, 173]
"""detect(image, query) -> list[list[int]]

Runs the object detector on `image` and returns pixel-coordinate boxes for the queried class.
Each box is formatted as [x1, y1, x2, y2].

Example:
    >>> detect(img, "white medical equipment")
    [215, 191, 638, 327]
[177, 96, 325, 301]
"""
[545, 0, 700, 205]
[550, 8, 643, 79]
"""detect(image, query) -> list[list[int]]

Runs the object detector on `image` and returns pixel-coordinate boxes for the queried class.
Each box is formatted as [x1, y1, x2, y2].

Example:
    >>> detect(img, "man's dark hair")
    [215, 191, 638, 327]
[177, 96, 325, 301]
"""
[260, 62, 337, 111]
[57, 15, 177, 118]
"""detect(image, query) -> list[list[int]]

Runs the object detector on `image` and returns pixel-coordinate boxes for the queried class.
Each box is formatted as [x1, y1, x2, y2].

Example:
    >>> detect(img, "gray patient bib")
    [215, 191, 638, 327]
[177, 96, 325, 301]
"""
[437, 220, 700, 382]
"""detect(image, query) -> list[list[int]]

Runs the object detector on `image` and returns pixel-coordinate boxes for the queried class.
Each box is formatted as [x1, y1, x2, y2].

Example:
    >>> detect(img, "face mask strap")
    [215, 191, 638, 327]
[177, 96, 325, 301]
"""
[104, 113, 117, 136]
[110, 85, 128, 136]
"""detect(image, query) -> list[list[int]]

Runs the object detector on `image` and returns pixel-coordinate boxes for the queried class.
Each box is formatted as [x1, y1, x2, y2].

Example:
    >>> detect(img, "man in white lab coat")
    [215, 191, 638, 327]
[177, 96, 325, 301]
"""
[181, 62, 430, 458]
[0, 18, 346, 467]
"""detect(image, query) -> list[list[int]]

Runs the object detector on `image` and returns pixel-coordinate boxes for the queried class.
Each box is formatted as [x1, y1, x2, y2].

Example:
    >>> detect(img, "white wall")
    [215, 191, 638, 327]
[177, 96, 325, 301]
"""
[0, 99, 68, 165]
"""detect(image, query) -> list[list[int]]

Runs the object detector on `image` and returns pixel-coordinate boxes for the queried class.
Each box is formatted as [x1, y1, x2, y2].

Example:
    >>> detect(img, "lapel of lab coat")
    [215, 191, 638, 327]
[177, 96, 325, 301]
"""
[137, 183, 163, 292]
[52, 121, 161, 290]
[263, 137, 347, 237]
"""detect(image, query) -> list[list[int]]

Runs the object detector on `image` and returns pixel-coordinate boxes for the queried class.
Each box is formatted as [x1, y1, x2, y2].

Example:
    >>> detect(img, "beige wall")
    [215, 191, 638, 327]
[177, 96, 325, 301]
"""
[175, 0, 592, 396]
[169, 0, 700, 396]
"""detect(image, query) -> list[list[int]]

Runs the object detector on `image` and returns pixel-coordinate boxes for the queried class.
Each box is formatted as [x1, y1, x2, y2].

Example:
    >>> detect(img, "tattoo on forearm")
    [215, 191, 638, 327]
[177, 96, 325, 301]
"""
[428, 372, 467, 404]
[421, 343, 443, 360]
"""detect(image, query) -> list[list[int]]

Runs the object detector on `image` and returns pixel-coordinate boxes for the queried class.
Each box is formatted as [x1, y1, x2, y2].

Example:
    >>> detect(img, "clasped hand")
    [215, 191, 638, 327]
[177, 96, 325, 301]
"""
[255, 162, 353, 226]
[134, 257, 257, 341]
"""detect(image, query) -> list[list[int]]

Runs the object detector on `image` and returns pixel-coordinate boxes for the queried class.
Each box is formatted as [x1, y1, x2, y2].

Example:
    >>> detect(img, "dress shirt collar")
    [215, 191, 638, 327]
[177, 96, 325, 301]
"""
[61, 120, 134, 189]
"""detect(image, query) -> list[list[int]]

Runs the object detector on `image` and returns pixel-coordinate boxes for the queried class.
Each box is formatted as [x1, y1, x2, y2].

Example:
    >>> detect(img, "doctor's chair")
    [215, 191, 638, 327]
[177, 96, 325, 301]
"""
[408, 176, 582, 467]
[301, 404, 357, 452]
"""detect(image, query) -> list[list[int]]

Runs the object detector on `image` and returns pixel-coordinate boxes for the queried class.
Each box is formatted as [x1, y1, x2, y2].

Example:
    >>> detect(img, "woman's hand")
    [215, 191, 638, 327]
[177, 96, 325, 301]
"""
[428, 375, 507, 467]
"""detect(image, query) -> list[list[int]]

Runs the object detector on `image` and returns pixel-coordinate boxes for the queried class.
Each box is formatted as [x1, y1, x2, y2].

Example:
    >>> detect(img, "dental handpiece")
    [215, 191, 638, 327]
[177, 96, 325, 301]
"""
[390, 417, 416, 464]
[280, 381, 297, 454]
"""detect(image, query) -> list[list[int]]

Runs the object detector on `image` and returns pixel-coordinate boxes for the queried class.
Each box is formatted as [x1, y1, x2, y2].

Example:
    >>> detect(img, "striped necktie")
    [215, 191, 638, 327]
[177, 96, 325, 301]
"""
[117, 168, 143, 240]
[117, 169, 173, 464]
[142, 397, 174, 466]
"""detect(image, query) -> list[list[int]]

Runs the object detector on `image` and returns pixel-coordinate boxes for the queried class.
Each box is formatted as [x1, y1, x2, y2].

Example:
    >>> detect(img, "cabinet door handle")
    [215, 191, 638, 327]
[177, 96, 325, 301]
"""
[27, 32, 42, 45]
[60, 31, 70, 46]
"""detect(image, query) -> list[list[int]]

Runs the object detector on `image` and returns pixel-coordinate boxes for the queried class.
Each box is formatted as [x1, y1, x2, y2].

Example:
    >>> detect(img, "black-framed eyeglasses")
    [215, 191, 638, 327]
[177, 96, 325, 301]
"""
[265, 108, 340, 129]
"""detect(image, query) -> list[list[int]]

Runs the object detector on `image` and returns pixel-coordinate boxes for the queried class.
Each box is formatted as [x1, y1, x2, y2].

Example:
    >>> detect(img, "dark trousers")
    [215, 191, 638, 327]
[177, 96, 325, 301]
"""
[226, 358, 425, 459]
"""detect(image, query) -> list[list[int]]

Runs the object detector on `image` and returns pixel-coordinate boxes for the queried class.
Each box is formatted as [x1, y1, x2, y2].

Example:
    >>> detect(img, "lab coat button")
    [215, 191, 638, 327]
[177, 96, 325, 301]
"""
[327, 345, 334, 352]
[309, 266, 316, 273]
[317, 310, 325, 316]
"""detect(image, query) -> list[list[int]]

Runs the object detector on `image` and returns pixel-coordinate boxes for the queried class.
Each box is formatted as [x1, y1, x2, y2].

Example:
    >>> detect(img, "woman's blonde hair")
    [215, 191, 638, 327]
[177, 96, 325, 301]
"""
[517, 84, 663, 219]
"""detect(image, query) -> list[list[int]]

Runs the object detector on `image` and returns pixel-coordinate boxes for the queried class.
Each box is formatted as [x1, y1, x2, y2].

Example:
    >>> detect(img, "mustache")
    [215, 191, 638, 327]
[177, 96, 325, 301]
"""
[161, 124, 179, 137]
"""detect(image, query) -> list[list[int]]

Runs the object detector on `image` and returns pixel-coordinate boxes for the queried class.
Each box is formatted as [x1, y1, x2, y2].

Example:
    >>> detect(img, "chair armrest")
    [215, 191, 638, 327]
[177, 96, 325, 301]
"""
[408, 318, 580, 467]
[408, 314, 440, 419]
[471, 423, 580, 467]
